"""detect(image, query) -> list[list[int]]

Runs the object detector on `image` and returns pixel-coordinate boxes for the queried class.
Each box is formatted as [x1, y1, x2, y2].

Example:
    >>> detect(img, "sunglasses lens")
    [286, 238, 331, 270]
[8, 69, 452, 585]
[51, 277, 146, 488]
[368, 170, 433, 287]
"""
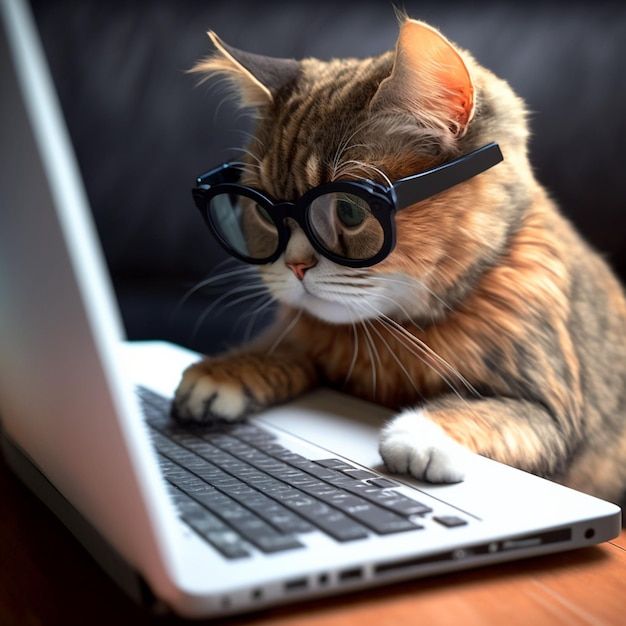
[208, 193, 279, 260]
[308, 192, 385, 261]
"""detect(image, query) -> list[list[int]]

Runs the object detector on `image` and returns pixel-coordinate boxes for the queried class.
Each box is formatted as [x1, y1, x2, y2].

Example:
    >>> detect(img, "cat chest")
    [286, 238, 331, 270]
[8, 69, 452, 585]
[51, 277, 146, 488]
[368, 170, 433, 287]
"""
[312, 326, 457, 407]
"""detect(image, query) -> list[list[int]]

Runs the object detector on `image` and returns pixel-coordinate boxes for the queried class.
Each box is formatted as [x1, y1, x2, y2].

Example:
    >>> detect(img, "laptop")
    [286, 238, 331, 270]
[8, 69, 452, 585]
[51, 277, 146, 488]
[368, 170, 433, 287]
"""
[0, 0, 621, 618]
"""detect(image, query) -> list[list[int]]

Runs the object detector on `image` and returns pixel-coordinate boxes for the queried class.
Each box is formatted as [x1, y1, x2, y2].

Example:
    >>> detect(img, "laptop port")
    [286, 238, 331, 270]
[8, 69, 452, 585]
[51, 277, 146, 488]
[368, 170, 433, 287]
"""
[284, 577, 308, 592]
[339, 567, 363, 582]
[375, 551, 452, 575]
[500, 528, 571, 552]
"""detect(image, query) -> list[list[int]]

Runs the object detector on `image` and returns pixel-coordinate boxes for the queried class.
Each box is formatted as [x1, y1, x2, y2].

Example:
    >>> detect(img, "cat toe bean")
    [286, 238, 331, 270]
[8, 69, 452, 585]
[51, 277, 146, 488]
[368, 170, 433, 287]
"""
[379, 410, 467, 484]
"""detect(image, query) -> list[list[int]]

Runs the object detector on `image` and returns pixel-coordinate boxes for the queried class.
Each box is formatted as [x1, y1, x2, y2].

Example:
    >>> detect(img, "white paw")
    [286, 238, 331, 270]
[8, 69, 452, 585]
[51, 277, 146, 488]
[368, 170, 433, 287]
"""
[379, 409, 468, 483]
[172, 368, 248, 423]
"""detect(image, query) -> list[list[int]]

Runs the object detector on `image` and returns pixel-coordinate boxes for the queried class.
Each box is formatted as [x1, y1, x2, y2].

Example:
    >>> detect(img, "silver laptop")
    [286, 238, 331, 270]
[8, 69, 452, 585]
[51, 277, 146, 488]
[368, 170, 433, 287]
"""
[0, 0, 621, 619]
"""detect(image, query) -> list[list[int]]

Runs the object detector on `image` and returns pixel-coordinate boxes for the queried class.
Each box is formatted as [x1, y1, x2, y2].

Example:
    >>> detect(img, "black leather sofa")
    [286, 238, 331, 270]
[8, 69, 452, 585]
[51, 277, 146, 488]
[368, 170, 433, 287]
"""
[31, 0, 626, 356]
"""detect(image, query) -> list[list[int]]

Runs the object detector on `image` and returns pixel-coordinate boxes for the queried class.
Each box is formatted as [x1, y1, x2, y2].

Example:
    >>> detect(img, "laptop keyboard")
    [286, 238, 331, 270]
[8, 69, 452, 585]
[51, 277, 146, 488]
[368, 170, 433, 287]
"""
[138, 386, 465, 560]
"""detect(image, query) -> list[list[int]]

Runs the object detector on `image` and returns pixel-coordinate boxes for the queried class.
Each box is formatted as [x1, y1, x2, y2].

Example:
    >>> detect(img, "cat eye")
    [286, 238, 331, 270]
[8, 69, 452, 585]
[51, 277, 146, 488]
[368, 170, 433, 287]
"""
[192, 142, 503, 268]
[335, 195, 368, 228]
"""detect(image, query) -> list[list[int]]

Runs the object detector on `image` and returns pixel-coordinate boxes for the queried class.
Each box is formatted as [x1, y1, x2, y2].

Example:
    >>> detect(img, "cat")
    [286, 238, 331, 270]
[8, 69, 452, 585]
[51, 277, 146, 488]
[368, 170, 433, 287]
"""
[174, 17, 626, 504]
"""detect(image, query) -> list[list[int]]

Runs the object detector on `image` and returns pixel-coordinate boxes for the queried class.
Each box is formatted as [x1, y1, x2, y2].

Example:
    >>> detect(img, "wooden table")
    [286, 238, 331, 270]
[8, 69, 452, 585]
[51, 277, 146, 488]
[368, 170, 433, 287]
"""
[1, 454, 624, 626]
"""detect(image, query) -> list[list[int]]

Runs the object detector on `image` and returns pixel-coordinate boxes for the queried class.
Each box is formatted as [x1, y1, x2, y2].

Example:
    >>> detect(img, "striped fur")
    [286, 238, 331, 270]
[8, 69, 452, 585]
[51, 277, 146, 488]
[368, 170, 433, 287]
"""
[178, 19, 626, 503]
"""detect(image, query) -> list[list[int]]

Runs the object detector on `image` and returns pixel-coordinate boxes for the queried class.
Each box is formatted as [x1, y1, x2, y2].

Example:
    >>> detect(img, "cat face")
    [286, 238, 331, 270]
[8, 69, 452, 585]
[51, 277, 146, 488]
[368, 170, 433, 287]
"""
[193, 19, 528, 325]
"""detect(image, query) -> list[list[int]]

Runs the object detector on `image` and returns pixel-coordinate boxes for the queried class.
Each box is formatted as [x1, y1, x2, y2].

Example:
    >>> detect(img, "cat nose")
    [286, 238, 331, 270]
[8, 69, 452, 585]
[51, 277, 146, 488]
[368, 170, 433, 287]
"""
[286, 259, 317, 281]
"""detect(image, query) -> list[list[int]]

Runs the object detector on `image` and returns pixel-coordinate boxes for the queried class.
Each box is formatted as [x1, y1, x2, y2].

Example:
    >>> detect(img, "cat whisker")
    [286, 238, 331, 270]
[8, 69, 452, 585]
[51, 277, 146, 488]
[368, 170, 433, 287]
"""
[354, 296, 477, 399]
[313, 274, 373, 285]
[330, 123, 360, 177]
[172, 264, 258, 320]
[334, 159, 393, 188]
[356, 302, 460, 388]
[331, 145, 374, 177]
[347, 289, 425, 330]
[179, 266, 257, 300]
[235, 129, 265, 150]
[319, 279, 470, 396]
[315, 279, 375, 290]
[363, 317, 421, 396]
[268, 308, 303, 354]
[358, 315, 383, 399]
[375, 315, 466, 403]
[191, 283, 271, 339]
[239, 295, 276, 344]
[344, 315, 360, 388]
[376, 315, 485, 421]
[314, 288, 372, 299]
[377, 312, 480, 399]
[380, 320, 484, 422]
[227, 145, 264, 167]
[330, 118, 376, 179]
[367, 274, 453, 313]
[376, 302, 478, 395]
[330, 296, 359, 387]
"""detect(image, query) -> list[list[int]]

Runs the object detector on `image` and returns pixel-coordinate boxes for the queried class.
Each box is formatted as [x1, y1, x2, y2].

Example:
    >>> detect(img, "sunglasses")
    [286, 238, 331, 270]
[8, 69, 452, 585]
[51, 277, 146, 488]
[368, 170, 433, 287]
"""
[192, 142, 503, 268]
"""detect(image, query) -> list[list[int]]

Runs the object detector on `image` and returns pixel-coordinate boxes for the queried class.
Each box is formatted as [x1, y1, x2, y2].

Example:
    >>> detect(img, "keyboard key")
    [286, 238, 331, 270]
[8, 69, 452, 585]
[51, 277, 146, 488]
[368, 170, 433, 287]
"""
[304, 466, 351, 482]
[250, 533, 304, 554]
[340, 469, 379, 480]
[137, 387, 172, 422]
[434, 516, 468, 528]
[268, 493, 368, 541]
[167, 487, 251, 559]
[339, 481, 433, 516]
[347, 506, 419, 534]
[178, 481, 304, 554]
[318, 492, 420, 535]
[199, 530, 251, 559]
[226, 515, 304, 553]
[223, 424, 276, 444]
[314, 458, 355, 470]
[227, 493, 313, 533]
[368, 478, 399, 489]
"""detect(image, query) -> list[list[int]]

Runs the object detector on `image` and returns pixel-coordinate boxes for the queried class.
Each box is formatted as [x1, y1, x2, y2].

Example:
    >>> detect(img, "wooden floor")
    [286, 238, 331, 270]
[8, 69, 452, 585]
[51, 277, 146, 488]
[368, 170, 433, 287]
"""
[1, 454, 624, 626]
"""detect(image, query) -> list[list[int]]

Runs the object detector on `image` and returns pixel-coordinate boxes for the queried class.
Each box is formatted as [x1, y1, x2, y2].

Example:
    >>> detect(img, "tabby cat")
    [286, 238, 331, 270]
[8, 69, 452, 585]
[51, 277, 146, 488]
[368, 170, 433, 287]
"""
[174, 18, 626, 503]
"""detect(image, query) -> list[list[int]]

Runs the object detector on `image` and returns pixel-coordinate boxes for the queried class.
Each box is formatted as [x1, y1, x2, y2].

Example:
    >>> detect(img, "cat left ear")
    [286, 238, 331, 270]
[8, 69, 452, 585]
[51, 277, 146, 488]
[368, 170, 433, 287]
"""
[371, 19, 475, 137]
[190, 32, 300, 108]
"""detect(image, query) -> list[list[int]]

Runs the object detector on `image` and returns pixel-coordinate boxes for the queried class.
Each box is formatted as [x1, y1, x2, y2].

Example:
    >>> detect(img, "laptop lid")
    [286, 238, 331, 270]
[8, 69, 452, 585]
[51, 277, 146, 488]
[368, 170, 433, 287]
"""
[0, 0, 184, 601]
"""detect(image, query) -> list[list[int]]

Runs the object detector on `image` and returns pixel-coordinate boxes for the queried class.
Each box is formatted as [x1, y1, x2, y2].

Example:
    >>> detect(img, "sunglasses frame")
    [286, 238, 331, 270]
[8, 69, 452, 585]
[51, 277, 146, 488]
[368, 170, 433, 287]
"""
[192, 142, 503, 268]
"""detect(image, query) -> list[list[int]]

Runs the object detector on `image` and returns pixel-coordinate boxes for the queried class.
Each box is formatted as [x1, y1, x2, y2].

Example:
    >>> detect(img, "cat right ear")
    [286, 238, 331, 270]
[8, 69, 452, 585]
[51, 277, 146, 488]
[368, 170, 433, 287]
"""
[190, 32, 300, 108]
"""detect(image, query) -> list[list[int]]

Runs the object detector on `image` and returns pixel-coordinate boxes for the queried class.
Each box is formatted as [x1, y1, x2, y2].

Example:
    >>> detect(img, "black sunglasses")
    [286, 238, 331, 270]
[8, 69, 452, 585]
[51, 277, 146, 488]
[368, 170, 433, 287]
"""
[192, 142, 503, 268]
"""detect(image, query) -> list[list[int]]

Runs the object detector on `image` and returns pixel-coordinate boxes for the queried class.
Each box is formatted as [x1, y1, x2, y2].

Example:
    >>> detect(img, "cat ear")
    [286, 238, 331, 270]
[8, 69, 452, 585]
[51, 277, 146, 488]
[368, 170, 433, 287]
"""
[190, 31, 300, 108]
[371, 19, 475, 136]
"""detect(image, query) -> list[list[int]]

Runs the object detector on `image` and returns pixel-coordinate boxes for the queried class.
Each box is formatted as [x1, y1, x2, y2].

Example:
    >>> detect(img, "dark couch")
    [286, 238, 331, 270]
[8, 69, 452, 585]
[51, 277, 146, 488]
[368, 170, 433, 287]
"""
[31, 0, 626, 355]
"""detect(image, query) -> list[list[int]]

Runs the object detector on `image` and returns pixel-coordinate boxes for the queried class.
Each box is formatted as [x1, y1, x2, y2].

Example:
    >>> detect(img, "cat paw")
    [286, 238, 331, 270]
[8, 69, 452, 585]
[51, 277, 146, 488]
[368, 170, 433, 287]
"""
[379, 409, 468, 483]
[172, 364, 250, 424]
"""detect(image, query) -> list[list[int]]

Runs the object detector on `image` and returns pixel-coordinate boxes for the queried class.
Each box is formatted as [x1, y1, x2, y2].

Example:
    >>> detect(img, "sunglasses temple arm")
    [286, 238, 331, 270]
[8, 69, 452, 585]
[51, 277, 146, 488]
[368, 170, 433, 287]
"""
[392, 143, 504, 210]
[196, 162, 245, 187]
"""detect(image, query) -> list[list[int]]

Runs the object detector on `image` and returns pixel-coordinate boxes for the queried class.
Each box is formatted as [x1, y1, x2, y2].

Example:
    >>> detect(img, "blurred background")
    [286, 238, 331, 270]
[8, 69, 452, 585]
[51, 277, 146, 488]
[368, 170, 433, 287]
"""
[31, 0, 626, 355]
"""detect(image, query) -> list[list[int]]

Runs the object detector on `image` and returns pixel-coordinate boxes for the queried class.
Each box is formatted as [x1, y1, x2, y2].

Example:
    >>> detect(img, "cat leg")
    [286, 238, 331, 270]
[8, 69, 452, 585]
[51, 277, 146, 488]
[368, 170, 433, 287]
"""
[379, 396, 570, 483]
[172, 351, 317, 423]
